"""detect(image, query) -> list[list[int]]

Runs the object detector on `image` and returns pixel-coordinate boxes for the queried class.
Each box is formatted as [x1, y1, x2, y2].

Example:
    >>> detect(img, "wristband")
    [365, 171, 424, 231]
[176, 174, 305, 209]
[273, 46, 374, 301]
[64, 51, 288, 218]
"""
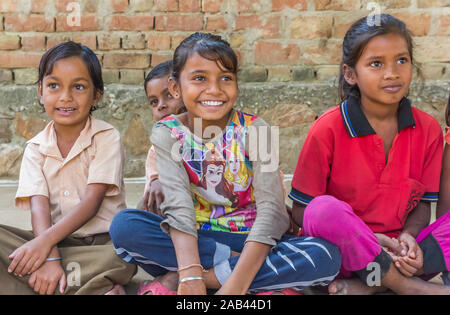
[46, 257, 62, 262]
[178, 276, 204, 284]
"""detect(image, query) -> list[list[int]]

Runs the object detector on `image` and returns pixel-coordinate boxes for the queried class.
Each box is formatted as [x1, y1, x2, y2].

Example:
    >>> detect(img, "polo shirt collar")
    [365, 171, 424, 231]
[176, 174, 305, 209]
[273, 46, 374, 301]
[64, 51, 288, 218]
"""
[28, 116, 113, 162]
[340, 96, 416, 138]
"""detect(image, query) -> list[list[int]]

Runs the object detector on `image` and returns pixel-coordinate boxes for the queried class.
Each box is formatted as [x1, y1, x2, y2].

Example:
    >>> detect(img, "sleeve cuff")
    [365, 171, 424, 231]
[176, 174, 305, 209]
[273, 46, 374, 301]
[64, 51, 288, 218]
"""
[421, 192, 439, 203]
[288, 188, 315, 206]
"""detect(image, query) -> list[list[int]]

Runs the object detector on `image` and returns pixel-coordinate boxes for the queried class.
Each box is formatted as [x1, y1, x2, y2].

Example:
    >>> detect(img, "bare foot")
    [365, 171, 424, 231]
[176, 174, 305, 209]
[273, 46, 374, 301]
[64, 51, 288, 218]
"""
[143, 272, 178, 295]
[105, 284, 126, 295]
[328, 279, 386, 295]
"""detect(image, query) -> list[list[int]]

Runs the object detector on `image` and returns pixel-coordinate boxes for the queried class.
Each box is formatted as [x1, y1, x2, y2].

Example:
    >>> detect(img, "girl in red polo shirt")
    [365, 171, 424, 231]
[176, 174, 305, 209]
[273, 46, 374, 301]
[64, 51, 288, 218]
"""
[289, 14, 450, 294]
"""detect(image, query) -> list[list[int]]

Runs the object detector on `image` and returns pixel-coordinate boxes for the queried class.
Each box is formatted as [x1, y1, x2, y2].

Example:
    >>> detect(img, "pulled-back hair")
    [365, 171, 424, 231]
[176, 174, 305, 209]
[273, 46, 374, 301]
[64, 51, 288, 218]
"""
[171, 32, 238, 82]
[338, 14, 418, 101]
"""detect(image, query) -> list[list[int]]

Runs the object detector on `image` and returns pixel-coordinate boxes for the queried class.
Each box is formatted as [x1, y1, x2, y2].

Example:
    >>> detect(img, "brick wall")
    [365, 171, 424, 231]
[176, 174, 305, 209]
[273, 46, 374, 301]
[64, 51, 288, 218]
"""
[0, 0, 449, 178]
[0, 0, 448, 85]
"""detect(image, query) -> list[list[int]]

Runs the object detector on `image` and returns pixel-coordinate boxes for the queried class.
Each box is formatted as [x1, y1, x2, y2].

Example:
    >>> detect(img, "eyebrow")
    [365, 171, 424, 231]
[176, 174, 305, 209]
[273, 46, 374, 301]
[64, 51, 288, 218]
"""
[188, 69, 234, 75]
[365, 52, 410, 61]
[45, 76, 89, 82]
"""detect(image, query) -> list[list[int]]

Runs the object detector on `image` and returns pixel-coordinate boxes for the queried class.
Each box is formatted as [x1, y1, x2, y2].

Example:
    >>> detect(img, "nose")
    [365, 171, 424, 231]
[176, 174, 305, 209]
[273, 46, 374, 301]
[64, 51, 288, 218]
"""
[384, 62, 400, 80]
[59, 87, 73, 102]
[157, 100, 167, 111]
[206, 80, 222, 95]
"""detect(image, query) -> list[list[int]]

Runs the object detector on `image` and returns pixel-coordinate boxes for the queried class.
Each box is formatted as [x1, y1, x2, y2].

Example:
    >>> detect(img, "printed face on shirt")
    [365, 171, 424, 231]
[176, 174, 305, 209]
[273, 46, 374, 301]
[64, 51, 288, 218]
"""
[38, 56, 100, 130]
[169, 53, 238, 132]
[228, 153, 240, 175]
[348, 32, 413, 109]
[205, 164, 224, 189]
[146, 74, 182, 122]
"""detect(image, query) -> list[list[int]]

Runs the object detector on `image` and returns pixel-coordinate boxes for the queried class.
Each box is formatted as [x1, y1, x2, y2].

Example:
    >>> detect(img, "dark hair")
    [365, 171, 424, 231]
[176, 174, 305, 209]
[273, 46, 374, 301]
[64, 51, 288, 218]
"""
[171, 32, 238, 82]
[38, 41, 103, 111]
[144, 60, 173, 90]
[338, 14, 419, 101]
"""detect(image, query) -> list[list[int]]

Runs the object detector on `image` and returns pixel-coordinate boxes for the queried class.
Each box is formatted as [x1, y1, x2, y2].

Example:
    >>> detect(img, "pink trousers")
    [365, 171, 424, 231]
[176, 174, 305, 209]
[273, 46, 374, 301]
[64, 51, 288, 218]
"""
[302, 195, 450, 282]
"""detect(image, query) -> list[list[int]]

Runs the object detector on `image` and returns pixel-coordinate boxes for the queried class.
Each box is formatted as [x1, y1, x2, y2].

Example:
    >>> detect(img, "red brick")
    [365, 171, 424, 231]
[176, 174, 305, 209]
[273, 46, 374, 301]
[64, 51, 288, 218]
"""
[111, 0, 129, 12]
[300, 39, 342, 65]
[55, 0, 76, 12]
[333, 13, 365, 38]
[155, 15, 203, 31]
[103, 53, 150, 69]
[290, 16, 332, 39]
[154, 0, 178, 11]
[21, 35, 46, 51]
[202, 0, 223, 12]
[392, 13, 431, 36]
[46, 35, 72, 50]
[206, 16, 228, 31]
[0, 53, 42, 68]
[108, 15, 154, 31]
[237, 0, 261, 12]
[235, 15, 280, 38]
[73, 34, 97, 51]
[171, 35, 186, 49]
[314, 0, 361, 11]
[179, 0, 201, 12]
[151, 53, 172, 67]
[272, 0, 307, 11]
[438, 15, 450, 36]
[31, 0, 48, 13]
[254, 42, 300, 65]
[148, 33, 171, 50]
[55, 15, 100, 32]
[0, 35, 20, 50]
[122, 33, 146, 50]
[98, 33, 121, 50]
[5, 15, 54, 32]
[0, 1, 18, 13]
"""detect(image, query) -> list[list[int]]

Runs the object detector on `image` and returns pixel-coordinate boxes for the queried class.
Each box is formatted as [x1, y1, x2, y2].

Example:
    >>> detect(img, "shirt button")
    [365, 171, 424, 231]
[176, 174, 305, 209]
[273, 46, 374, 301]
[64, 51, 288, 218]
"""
[64, 190, 70, 197]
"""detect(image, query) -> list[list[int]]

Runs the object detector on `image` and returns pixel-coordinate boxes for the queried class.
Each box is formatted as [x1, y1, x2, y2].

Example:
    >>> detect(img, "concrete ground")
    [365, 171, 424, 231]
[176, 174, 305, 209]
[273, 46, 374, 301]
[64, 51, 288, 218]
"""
[0, 177, 443, 294]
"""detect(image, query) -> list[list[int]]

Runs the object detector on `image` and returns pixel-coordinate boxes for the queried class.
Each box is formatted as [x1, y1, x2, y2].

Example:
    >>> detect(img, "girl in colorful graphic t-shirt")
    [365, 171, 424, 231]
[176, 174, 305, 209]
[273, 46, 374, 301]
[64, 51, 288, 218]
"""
[110, 33, 341, 295]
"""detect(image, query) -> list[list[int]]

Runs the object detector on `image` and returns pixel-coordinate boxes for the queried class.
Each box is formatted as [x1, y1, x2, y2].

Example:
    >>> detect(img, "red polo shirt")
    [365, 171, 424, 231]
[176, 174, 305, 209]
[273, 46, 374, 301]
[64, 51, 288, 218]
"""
[289, 96, 443, 237]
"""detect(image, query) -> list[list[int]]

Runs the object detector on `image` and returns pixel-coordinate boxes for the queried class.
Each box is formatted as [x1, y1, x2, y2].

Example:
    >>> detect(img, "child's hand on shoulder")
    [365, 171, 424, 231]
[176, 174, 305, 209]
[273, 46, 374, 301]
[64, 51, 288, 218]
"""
[8, 235, 53, 277]
[28, 260, 66, 295]
[142, 179, 164, 216]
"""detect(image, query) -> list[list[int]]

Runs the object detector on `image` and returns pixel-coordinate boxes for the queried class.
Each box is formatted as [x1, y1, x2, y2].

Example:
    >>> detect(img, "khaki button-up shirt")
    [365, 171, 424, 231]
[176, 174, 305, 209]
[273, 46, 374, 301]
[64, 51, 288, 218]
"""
[15, 116, 126, 237]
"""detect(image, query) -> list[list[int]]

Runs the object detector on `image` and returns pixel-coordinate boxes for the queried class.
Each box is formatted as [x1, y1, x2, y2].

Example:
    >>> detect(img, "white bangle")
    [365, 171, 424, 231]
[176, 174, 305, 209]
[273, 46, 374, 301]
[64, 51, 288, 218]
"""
[178, 276, 204, 284]
[46, 257, 62, 262]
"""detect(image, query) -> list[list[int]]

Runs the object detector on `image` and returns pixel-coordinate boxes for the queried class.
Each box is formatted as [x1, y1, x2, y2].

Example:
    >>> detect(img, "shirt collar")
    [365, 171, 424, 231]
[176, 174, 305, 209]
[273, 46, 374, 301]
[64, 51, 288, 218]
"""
[339, 95, 416, 138]
[28, 116, 114, 162]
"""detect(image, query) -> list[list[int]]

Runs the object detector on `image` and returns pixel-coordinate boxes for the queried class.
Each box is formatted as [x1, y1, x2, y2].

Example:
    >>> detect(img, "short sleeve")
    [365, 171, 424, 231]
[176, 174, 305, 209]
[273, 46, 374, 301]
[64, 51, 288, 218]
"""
[420, 121, 444, 202]
[288, 119, 333, 206]
[87, 129, 124, 197]
[150, 125, 197, 238]
[15, 143, 49, 210]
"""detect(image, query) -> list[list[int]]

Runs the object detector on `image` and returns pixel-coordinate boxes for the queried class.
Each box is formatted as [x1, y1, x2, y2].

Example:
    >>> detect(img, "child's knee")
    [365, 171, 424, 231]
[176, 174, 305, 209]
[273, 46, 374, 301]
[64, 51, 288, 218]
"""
[304, 195, 348, 227]
[109, 209, 139, 248]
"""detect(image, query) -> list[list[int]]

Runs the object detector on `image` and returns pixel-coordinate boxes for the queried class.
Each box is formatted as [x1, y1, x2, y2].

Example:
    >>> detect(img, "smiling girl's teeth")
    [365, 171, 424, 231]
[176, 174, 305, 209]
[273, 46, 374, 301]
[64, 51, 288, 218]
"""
[58, 108, 75, 112]
[201, 101, 223, 106]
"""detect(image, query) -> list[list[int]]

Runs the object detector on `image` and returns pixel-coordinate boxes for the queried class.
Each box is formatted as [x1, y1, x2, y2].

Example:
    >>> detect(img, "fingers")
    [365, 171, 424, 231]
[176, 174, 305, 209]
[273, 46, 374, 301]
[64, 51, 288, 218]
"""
[147, 191, 155, 213]
[142, 191, 150, 211]
[155, 193, 164, 213]
[59, 273, 67, 294]
[394, 257, 416, 277]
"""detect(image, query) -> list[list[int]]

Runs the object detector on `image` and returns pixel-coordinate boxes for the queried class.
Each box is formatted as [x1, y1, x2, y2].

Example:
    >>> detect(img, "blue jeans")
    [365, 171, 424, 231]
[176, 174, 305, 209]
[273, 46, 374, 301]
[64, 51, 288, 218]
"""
[109, 209, 342, 293]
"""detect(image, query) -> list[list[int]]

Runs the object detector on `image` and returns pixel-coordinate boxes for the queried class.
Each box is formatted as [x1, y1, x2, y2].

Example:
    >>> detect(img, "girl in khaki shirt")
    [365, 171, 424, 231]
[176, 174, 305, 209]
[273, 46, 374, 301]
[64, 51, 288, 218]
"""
[0, 42, 136, 295]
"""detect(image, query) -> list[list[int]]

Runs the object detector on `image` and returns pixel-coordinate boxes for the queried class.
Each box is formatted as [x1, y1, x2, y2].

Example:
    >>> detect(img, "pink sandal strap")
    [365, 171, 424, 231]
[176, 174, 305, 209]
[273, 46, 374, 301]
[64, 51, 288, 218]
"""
[137, 281, 177, 295]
